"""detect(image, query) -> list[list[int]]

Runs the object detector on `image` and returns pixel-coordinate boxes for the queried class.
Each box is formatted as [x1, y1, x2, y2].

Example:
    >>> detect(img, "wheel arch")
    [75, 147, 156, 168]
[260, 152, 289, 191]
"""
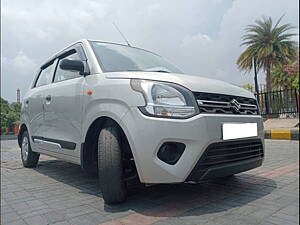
[81, 116, 133, 172]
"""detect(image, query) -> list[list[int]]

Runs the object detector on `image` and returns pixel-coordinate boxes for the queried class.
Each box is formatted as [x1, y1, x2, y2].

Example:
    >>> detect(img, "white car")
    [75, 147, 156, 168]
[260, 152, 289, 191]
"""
[18, 39, 264, 204]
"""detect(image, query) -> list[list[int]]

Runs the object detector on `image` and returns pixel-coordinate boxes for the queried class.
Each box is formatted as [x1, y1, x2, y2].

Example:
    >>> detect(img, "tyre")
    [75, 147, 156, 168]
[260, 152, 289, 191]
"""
[98, 121, 127, 204]
[21, 131, 40, 168]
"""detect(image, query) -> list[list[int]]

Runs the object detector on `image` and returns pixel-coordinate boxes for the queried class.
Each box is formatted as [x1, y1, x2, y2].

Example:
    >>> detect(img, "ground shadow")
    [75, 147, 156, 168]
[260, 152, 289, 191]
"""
[34, 158, 277, 219]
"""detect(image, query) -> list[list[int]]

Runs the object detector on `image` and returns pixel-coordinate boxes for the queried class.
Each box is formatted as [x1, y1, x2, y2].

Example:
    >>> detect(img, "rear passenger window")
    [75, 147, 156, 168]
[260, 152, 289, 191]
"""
[54, 52, 81, 82]
[35, 62, 55, 87]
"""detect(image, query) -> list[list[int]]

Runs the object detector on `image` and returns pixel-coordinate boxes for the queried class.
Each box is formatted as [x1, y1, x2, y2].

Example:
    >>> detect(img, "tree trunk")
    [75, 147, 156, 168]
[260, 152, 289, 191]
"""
[253, 58, 260, 104]
[266, 63, 272, 92]
[265, 63, 272, 118]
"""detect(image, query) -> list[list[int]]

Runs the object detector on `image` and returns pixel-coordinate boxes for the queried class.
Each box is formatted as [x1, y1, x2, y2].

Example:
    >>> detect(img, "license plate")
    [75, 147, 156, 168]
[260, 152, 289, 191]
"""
[222, 123, 258, 140]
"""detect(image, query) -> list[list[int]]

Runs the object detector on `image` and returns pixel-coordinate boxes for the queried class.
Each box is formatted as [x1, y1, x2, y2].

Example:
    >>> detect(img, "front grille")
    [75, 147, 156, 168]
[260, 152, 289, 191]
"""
[186, 139, 264, 181]
[194, 92, 259, 115]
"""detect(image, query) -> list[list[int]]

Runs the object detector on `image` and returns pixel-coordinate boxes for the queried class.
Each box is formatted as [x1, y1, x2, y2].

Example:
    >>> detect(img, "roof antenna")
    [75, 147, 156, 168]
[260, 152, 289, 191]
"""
[113, 22, 131, 47]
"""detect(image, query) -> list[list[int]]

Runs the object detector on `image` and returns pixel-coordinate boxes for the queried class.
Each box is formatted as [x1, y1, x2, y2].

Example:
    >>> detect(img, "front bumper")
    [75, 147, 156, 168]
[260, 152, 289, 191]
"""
[121, 108, 264, 183]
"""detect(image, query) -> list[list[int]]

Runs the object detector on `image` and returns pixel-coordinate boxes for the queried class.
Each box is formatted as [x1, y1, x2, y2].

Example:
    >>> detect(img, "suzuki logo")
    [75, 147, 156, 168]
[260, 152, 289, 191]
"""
[230, 99, 241, 112]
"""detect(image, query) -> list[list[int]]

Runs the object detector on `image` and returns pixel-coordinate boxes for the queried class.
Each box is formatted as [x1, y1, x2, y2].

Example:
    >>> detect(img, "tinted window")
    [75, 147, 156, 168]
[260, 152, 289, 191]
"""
[35, 62, 55, 87]
[90, 42, 183, 74]
[54, 52, 81, 82]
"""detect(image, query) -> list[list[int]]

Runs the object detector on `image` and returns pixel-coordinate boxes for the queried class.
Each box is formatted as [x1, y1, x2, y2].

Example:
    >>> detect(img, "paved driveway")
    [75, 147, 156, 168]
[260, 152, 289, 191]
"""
[1, 140, 299, 225]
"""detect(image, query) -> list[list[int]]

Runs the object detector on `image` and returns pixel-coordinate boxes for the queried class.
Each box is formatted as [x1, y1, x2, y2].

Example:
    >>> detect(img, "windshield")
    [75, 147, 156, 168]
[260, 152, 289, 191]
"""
[90, 41, 183, 74]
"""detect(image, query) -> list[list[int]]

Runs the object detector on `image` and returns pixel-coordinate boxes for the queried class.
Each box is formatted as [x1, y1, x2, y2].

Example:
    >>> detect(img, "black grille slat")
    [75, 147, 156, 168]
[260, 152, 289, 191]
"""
[194, 92, 259, 115]
[201, 153, 263, 166]
[207, 149, 262, 159]
[190, 139, 263, 174]
[207, 147, 262, 158]
[204, 150, 263, 163]
[208, 143, 262, 154]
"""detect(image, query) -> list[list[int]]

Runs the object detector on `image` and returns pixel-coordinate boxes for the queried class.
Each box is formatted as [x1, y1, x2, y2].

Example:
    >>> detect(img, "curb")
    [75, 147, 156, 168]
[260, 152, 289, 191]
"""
[264, 129, 299, 140]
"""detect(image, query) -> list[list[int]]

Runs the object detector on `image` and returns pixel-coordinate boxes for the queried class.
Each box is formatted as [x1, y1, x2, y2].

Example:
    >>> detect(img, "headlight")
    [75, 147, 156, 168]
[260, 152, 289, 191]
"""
[130, 79, 199, 118]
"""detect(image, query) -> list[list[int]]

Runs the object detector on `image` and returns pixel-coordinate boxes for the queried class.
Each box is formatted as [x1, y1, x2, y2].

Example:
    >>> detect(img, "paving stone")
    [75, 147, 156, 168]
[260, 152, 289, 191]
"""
[153, 217, 196, 225]
[26, 199, 46, 207]
[9, 202, 28, 212]
[271, 213, 299, 224]
[264, 216, 298, 225]
[64, 205, 99, 218]
[69, 212, 110, 225]
[278, 205, 299, 216]
[23, 215, 49, 225]
[1, 205, 14, 214]
[1, 211, 21, 224]
[41, 210, 67, 223]
[52, 221, 73, 225]
[5, 219, 27, 225]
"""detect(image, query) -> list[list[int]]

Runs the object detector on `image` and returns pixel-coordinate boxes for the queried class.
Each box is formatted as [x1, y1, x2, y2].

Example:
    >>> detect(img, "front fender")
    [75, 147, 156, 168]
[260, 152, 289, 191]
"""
[81, 75, 144, 142]
[81, 100, 130, 142]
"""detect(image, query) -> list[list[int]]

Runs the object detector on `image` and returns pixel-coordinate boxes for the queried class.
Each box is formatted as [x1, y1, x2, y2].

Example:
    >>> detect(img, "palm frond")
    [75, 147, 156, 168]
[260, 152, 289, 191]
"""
[237, 15, 298, 78]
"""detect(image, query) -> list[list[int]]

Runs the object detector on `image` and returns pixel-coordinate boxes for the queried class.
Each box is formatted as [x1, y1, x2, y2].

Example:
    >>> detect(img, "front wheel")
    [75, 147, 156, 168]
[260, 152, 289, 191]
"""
[98, 121, 127, 204]
[21, 131, 40, 168]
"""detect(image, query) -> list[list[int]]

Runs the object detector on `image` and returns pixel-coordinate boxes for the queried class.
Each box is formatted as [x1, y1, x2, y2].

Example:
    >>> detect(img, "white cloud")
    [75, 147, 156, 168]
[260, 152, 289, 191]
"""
[11, 51, 36, 72]
[1, 51, 36, 77]
[1, 51, 37, 100]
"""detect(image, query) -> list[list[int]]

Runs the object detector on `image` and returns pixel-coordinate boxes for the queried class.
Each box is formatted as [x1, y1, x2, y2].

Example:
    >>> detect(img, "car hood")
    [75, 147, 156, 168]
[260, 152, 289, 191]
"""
[105, 72, 254, 99]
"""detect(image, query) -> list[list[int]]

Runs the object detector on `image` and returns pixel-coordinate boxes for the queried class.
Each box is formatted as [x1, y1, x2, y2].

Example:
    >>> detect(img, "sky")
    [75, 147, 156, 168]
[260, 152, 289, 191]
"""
[1, 0, 299, 102]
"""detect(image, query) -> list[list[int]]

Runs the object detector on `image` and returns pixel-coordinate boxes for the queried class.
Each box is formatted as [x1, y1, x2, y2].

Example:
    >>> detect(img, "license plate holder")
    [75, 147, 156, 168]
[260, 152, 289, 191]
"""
[222, 123, 258, 140]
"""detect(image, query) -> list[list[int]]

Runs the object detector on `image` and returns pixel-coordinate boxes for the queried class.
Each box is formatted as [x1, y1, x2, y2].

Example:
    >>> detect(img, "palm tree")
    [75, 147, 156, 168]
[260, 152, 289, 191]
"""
[237, 16, 297, 92]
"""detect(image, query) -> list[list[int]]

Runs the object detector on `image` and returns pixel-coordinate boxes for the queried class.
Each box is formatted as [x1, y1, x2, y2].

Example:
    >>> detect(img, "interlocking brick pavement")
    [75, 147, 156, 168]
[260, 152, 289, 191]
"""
[1, 140, 299, 225]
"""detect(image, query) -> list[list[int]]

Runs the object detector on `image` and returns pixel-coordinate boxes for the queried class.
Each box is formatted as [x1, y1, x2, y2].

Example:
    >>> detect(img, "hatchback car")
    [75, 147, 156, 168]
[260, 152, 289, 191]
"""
[19, 39, 264, 204]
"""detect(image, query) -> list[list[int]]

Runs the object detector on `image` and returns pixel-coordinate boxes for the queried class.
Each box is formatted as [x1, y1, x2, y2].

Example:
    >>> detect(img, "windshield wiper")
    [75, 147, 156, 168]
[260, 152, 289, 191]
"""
[143, 67, 171, 73]
[146, 70, 170, 73]
[122, 68, 171, 73]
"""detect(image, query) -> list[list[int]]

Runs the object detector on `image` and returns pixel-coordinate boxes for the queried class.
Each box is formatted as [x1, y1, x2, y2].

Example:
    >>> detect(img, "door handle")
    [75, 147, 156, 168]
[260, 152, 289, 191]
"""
[45, 95, 52, 103]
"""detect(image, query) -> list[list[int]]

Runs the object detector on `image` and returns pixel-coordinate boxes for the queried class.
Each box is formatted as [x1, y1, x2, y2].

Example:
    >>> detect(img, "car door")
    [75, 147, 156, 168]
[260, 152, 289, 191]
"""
[41, 46, 86, 158]
[28, 61, 56, 151]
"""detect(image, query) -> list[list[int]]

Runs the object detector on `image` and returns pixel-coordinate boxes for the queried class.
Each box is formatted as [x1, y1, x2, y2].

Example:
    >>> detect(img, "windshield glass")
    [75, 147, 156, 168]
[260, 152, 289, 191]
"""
[90, 41, 183, 74]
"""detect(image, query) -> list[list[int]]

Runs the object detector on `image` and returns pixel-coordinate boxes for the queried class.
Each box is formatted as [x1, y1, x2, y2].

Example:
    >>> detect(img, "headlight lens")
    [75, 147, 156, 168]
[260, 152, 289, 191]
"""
[130, 79, 198, 118]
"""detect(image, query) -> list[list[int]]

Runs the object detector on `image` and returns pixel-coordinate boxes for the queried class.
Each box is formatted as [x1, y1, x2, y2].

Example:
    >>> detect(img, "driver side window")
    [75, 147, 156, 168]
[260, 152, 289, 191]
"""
[54, 51, 81, 82]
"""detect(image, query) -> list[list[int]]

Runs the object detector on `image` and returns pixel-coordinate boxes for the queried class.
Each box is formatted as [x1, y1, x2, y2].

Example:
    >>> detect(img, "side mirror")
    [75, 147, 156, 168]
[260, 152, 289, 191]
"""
[59, 59, 84, 74]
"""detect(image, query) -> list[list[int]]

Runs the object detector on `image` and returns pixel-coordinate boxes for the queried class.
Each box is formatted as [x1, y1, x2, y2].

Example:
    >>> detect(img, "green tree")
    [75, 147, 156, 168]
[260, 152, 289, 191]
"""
[272, 64, 294, 89]
[272, 52, 299, 92]
[1, 98, 10, 131]
[0, 98, 21, 134]
[237, 16, 297, 92]
[292, 75, 299, 93]
[285, 53, 299, 93]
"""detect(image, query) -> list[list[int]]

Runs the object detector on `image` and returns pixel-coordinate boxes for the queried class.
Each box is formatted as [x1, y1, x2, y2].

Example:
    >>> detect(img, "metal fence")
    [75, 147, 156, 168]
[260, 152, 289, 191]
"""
[256, 89, 299, 117]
